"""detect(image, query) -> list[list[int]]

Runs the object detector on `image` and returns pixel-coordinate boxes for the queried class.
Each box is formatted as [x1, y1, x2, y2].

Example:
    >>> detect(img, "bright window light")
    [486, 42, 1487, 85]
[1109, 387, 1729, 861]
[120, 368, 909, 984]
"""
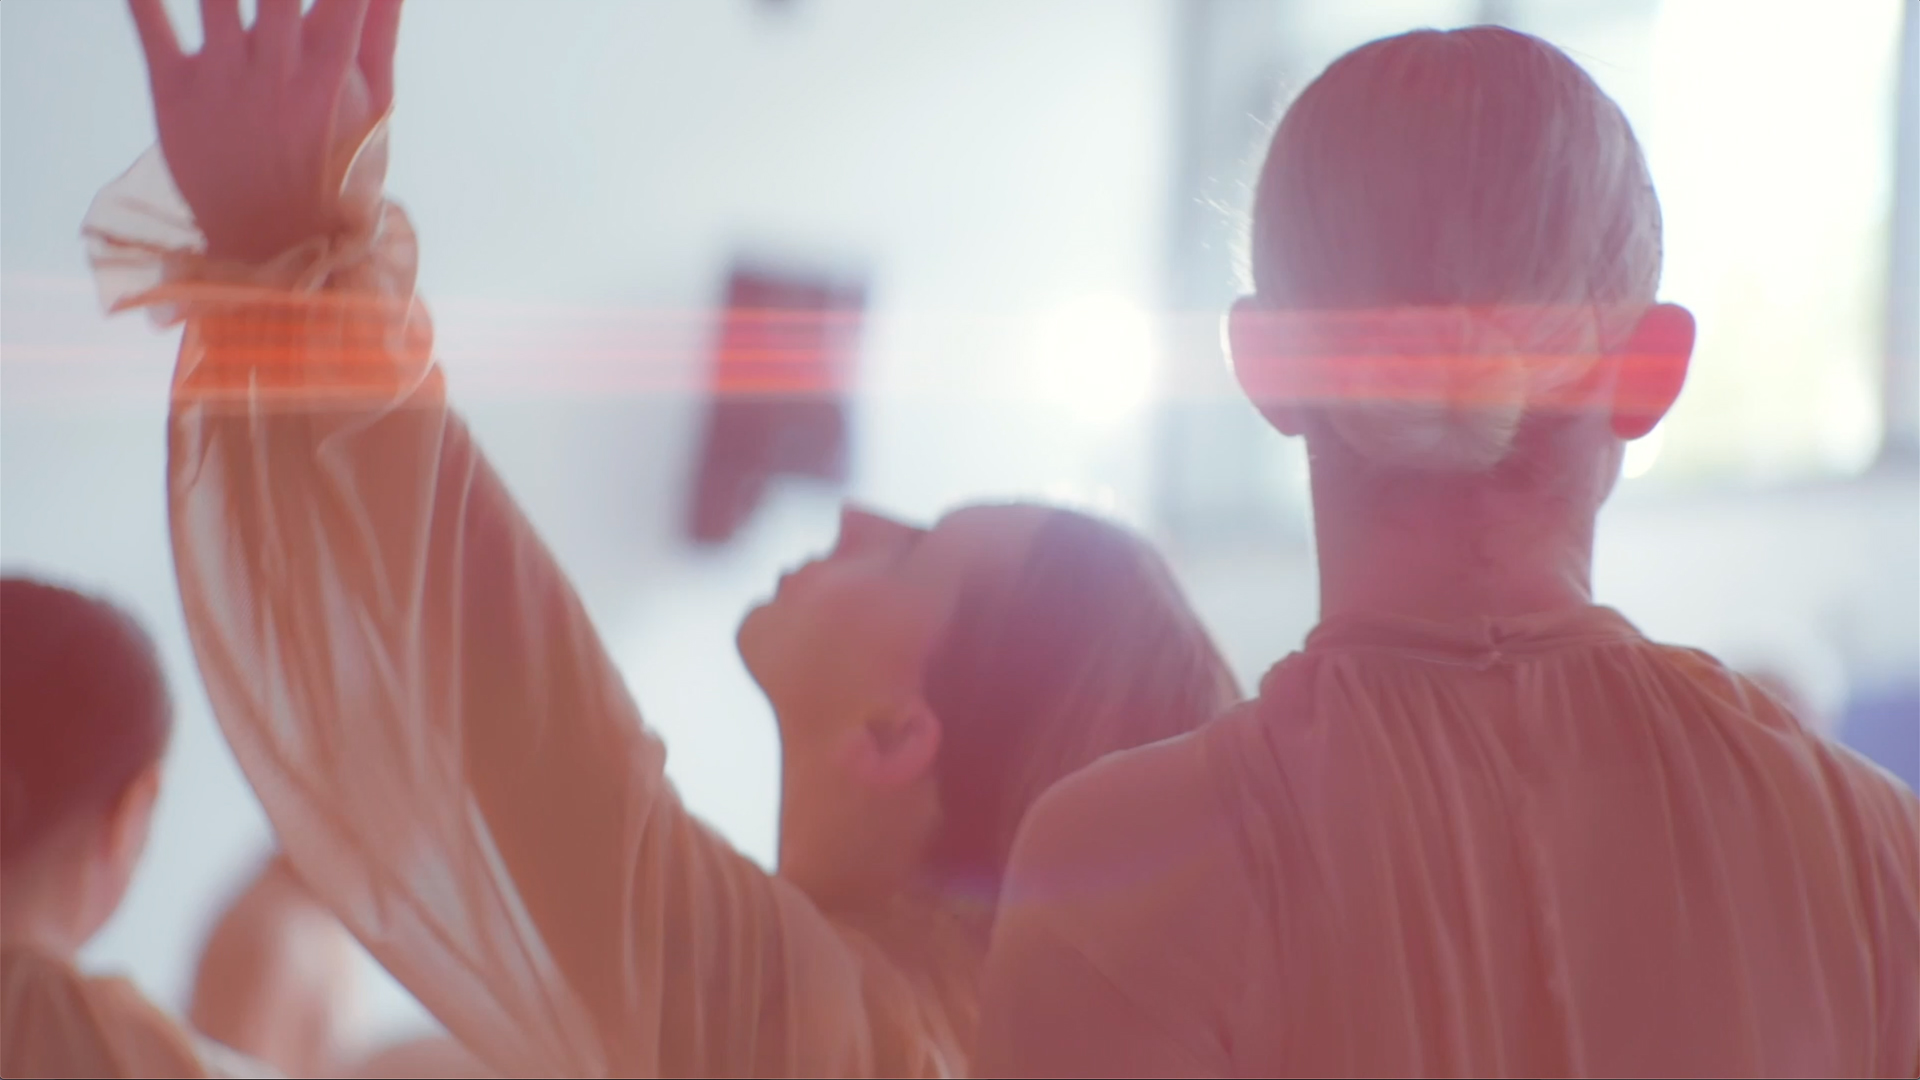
[1642, 0, 1903, 483]
[1622, 422, 1665, 481]
[1028, 294, 1159, 428]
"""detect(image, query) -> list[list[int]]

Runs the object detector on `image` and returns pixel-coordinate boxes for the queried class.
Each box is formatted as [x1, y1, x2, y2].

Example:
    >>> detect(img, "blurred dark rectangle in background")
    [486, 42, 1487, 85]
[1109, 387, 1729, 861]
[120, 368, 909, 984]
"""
[684, 261, 869, 546]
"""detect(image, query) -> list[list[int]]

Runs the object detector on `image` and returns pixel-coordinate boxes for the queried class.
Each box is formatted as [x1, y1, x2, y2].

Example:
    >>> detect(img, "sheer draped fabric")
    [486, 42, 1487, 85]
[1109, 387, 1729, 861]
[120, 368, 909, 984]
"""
[982, 607, 1920, 1078]
[85, 139, 971, 1079]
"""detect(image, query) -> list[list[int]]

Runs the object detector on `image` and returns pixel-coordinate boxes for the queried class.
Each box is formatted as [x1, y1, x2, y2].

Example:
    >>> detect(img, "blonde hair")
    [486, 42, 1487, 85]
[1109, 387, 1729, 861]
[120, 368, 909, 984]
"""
[1250, 26, 1663, 474]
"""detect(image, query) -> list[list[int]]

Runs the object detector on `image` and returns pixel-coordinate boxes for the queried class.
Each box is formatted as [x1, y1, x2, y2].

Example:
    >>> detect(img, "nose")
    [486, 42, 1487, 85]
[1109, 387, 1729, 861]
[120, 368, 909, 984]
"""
[833, 503, 917, 556]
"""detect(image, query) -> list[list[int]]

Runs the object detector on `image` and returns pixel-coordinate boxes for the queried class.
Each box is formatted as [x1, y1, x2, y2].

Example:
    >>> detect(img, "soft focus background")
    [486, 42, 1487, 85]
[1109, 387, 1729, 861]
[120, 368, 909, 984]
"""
[4, 0, 1914, 1051]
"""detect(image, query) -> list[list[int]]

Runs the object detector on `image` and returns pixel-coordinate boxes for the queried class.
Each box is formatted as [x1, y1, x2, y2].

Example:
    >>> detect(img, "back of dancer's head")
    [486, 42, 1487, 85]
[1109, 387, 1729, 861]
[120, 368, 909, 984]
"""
[919, 510, 1240, 908]
[1, 577, 172, 874]
[1248, 26, 1663, 486]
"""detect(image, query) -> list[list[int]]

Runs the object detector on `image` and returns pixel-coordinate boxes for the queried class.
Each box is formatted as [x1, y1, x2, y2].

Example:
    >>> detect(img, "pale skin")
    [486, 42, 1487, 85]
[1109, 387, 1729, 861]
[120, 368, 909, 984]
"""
[126, 0, 1055, 928]
[1226, 294, 1695, 625]
[0, 764, 162, 959]
[744, 502, 1052, 908]
[187, 854, 360, 1078]
[127, 0, 398, 264]
[187, 854, 507, 1079]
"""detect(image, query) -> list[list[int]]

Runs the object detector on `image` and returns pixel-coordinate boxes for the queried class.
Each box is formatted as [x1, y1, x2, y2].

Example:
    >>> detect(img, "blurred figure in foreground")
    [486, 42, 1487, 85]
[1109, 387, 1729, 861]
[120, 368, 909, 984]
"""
[980, 26, 1920, 1079]
[0, 576, 273, 1078]
[99, 1, 1238, 1075]
[189, 852, 493, 1080]
[187, 854, 358, 1078]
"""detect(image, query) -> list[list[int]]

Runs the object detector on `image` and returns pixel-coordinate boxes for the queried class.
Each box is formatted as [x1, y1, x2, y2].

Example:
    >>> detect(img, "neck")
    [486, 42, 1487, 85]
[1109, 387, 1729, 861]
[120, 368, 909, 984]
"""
[1310, 460, 1597, 624]
[776, 747, 939, 919]
[850, 877, 991, 972]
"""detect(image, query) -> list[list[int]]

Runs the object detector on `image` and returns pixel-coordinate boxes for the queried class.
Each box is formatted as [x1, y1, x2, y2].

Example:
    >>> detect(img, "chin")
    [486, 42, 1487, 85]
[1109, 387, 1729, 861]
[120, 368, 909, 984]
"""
[736, 602, 767, 662]
[737, 595, 827, 714]
[736, 600, 785, 687]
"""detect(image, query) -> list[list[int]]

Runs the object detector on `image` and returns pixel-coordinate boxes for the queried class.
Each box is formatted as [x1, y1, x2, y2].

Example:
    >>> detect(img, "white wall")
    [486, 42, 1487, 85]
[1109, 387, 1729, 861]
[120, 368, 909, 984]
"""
[2, 0, 1175, 1043]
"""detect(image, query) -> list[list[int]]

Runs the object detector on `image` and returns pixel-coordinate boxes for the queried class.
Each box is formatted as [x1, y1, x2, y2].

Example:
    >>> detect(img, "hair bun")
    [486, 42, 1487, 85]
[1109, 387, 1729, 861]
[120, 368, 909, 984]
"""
[1325, 306, 1529, 472]
[1245, 26, 1666, 476]
[1295, 304, 1608, 473]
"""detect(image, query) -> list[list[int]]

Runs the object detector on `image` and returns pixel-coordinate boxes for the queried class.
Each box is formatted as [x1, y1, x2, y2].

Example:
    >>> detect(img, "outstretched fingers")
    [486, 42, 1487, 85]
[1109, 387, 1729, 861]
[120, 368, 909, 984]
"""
[199, 0, 244, 56]
[303, 0, 374, 76]
[127, 0, 184, 81]
[255, 0, 303, 65]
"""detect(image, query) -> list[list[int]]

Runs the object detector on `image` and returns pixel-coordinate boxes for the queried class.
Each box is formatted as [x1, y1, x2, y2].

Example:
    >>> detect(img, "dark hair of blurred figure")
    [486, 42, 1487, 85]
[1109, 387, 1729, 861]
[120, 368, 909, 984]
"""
[1, 576, 172, 956]
[919, 509, 1240, 904]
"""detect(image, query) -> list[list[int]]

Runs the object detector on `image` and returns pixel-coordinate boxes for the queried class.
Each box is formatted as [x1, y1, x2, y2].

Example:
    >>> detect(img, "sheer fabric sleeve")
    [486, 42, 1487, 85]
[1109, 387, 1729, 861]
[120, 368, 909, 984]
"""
[86, 132, 885, 1079]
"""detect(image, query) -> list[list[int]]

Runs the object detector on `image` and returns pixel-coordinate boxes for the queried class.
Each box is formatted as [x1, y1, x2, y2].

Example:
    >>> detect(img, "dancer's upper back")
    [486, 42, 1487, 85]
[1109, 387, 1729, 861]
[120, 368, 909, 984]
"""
[986, 607, 1919, 1077]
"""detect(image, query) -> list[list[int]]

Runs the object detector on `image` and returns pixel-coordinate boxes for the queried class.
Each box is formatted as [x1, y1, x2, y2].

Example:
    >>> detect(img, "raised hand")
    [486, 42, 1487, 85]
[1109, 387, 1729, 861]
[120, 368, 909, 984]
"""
[128, 0, 403, 263]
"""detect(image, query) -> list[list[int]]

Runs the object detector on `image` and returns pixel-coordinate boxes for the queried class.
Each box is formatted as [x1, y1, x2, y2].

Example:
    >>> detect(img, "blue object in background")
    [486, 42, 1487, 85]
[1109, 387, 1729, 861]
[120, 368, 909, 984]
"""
[1841, 682, 1920, 792]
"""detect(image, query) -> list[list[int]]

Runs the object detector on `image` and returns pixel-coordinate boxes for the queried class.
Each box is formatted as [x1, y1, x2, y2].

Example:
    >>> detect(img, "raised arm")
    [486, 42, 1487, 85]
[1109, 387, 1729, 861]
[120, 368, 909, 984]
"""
[107, 3, 875, 1075]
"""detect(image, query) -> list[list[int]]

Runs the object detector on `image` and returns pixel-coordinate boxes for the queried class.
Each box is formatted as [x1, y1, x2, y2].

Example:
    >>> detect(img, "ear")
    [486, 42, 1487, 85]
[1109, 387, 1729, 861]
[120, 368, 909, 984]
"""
[842, 700, 941, 789]
[1610, 302, 1694, 440]
[1226, 296, 1310, 437]
[101, 762, 162, 877]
